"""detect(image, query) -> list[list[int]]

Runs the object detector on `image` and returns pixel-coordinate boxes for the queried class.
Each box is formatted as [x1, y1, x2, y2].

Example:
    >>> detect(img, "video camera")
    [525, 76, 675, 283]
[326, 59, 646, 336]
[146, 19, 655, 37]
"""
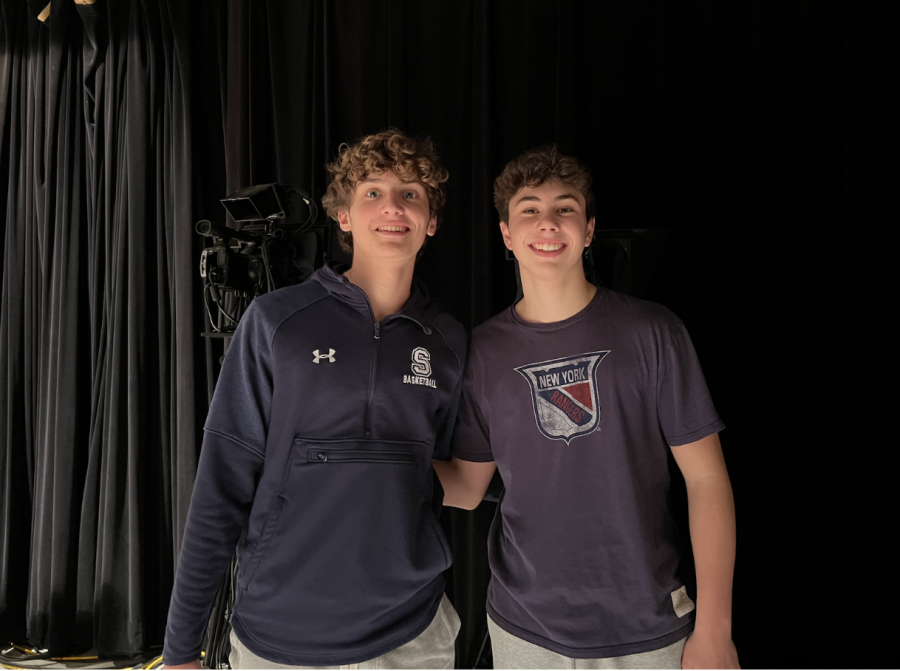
[196, 183, 322, 333]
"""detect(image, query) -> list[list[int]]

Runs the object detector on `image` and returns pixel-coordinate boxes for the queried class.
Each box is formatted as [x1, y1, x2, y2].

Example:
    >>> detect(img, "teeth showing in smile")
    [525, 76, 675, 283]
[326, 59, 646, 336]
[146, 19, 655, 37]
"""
[532, 242, 564, 251]
[378, 226, 408, 232]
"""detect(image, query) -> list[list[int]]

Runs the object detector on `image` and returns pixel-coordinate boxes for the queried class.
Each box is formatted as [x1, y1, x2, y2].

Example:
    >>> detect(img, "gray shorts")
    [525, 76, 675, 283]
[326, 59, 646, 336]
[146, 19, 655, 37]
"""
[488, 617, 688, 670]
[228, 594, 460, 669]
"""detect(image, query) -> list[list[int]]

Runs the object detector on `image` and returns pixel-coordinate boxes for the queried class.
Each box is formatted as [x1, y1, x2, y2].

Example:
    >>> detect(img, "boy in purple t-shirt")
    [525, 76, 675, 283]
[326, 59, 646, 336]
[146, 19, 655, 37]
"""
[434, 146, 739, 669]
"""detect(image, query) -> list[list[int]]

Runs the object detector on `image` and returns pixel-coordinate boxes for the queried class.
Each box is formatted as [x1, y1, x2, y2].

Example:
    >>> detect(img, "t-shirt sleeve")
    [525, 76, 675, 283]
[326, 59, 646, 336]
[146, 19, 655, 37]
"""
[656, 315, 726, 446]
[450, 346, 495, 462]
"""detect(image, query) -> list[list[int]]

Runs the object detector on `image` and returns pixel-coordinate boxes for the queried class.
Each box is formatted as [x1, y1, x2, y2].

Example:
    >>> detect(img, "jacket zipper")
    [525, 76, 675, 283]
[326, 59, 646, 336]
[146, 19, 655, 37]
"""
[366, 320, 381, 438]
[309, 449, 415, 464]
[343, 279, 430, 439]
[346, 280, 379, 439]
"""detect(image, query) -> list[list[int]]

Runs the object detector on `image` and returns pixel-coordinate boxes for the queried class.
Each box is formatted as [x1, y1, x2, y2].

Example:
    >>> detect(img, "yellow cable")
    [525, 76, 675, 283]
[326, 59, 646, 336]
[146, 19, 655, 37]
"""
[4, 650, 100, 664]
[7, 642, 99, 662]
[8, 646, 38, 656]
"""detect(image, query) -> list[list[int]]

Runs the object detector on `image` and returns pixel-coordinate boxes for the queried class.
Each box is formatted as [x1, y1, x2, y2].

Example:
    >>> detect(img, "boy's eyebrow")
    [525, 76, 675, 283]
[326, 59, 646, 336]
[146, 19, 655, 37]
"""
[514, 193, 579, 206]
[358, 177, 424, 188]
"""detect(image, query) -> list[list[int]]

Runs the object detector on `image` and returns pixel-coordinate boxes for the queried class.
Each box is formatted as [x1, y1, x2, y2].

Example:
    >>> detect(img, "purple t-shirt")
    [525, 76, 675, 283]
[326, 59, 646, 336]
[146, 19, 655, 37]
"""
[451, 287, 725, 658]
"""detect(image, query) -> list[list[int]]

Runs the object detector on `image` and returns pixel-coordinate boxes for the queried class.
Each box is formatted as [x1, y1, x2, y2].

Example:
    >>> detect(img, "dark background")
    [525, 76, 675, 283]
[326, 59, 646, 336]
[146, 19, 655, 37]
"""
[0, 0, 855, 668]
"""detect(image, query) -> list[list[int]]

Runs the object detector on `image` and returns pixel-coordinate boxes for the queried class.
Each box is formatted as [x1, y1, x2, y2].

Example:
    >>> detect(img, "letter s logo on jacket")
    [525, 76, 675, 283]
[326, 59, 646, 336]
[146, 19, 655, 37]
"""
[411, 347, 432, 377]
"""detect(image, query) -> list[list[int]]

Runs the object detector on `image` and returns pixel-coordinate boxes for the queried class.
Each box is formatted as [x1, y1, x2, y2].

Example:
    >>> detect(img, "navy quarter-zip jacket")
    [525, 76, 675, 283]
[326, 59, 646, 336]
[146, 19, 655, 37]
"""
[163, 263, 466, 666]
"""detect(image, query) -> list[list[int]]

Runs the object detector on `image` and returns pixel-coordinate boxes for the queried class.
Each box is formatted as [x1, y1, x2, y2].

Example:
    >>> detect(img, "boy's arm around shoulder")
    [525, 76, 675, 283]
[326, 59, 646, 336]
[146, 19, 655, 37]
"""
[670, 432, 740, 669]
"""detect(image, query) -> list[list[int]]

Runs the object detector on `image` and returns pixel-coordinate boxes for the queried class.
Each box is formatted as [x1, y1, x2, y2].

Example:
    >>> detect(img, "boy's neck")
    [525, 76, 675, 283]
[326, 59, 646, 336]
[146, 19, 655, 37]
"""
[343, 255, 415, 322]
[515, 271, 598, 324]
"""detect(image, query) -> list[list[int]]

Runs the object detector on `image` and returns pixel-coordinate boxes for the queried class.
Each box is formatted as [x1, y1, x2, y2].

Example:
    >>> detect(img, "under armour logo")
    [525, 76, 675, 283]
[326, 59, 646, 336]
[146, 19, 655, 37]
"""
[312, 348, 336, 364]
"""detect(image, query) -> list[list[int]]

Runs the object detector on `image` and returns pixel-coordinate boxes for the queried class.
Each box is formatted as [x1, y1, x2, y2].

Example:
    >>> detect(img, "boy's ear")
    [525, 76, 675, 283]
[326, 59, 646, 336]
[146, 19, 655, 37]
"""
[499, 221, 513, 250]
[426, 216, 437, 237]
[585, 216, 596, 247]
[337, 210, 351, 232]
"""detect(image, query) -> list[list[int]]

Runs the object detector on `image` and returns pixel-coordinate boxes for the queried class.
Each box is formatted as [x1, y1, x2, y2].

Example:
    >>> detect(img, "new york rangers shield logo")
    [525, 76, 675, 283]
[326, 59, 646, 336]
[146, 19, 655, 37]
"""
[515, 351, 609, 444]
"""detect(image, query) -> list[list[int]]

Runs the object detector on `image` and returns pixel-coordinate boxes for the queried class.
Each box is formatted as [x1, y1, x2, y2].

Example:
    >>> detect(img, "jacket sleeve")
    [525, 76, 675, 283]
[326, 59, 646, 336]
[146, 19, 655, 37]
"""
[431, 316, 467, 461]
[163, 301, 273, 665]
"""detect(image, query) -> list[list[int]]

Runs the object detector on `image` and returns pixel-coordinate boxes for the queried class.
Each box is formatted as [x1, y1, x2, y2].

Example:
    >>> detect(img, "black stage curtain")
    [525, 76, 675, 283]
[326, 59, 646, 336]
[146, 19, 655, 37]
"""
[1, 0, 848, 667]
[0, 0, 215, 658]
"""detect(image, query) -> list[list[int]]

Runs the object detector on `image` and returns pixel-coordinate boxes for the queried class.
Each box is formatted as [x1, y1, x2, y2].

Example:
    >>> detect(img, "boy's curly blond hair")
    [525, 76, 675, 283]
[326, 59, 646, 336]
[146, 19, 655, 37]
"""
[322, 130, 449, 254]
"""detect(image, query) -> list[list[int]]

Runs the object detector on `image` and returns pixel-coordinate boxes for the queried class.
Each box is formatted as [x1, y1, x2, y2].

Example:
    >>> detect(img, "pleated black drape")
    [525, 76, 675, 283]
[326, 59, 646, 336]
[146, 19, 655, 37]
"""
[1, 0, 88, 652]
[0, 0, 208, 656]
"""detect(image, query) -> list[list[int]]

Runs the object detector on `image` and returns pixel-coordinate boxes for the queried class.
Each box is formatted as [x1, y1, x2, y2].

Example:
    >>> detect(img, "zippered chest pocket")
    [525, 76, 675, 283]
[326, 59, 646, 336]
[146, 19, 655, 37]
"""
[309, 449, 417, 464]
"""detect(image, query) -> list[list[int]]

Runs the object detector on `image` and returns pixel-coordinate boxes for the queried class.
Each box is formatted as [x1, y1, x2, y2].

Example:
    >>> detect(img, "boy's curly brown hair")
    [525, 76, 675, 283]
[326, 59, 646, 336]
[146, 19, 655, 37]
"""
[493, 145, 595, 222]
[322, 130, 449, 254]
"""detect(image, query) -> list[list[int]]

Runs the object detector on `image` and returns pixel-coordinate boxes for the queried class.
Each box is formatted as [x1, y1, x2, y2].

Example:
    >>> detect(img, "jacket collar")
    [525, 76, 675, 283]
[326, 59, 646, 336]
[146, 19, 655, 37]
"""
[311, 262, 435, 330]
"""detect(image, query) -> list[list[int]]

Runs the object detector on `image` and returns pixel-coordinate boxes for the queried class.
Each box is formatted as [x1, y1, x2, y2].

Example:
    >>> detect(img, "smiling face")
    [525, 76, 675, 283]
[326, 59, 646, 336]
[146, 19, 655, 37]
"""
[500, 180, 595, 283]
[336, 170, 437, 265]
